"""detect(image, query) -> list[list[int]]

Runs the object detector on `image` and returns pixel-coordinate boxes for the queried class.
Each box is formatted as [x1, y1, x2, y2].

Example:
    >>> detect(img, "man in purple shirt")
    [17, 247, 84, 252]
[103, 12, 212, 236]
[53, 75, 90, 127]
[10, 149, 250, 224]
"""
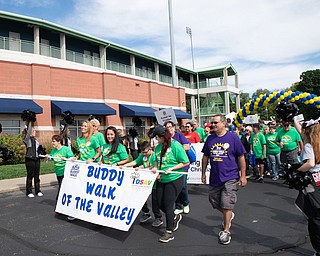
[201, 114, 247, 245]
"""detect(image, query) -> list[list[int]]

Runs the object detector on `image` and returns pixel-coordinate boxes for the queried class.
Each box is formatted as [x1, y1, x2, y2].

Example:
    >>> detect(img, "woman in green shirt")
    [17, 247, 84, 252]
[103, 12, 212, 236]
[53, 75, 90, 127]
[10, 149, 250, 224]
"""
[73, 120, 101, 163]
[151, 126, 189, 243]
[47, 134, 74, 200]
[100, 126, 129, 166]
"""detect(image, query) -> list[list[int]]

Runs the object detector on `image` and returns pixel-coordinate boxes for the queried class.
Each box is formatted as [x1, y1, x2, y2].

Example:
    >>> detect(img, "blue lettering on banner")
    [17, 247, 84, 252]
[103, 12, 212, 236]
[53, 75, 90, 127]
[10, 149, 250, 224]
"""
[97, 201, 135, 225]
[86, 182, 116, 200]
[74, 197, 93, 212]
[87, 166, 124, 186]
[61, 193, 72, 206]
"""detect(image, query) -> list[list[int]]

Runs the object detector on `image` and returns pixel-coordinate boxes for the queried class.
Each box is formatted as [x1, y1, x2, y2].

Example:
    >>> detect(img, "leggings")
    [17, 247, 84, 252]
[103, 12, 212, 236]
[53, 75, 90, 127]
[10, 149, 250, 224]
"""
[156, 176, 184, 231]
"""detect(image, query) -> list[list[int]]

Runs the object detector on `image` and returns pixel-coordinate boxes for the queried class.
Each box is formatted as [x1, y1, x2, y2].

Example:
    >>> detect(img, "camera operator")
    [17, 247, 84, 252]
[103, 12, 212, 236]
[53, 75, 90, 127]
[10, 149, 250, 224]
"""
[22, 121, 43, 198]
[294, 118, 320, 256]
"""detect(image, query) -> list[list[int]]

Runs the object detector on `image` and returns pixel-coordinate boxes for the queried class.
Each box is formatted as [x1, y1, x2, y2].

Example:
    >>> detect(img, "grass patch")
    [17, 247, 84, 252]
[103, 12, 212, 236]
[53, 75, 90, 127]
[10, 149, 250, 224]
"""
[0, 161, 55, 180]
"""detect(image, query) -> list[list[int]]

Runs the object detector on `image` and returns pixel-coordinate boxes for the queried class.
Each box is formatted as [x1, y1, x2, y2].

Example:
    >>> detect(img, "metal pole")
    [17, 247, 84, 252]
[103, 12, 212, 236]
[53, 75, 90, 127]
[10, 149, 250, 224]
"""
[168, 0, 177, 87]
[186, 27, 200, 124]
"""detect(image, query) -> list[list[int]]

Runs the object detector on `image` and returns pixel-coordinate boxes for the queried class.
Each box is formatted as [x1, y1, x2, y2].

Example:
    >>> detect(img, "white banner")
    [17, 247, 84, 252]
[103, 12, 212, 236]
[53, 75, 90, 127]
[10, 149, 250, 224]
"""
[187, 143, 210, 184]
[55, 161, 158, 231]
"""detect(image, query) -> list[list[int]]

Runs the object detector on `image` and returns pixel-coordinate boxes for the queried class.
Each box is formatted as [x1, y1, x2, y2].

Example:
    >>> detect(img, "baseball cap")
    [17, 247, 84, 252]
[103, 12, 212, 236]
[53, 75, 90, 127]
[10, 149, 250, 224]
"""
[252, 123, 259, 128]
[150, 126, 165, 138]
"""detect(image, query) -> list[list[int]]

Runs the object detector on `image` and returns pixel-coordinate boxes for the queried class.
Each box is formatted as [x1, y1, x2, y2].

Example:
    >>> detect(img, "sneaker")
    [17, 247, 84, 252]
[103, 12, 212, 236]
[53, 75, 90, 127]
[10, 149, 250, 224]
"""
[173, 214, 182, 232]
[159, 231, 174, 243]
[257, 176, 264, 183]
[254, 175, 260, 180]
[27, 193, 34, 198]
[222, 212, 235, 229]
[152, 218, 163, 227]
[219, 230, 231, 245]
[183, 205, 190, 214]
[272, 176, 279, 181]
[139, 213, 152, 223]
[37, 192, 43, 197]
[174, 208, 183, 215]
[67, 216, 76, 221]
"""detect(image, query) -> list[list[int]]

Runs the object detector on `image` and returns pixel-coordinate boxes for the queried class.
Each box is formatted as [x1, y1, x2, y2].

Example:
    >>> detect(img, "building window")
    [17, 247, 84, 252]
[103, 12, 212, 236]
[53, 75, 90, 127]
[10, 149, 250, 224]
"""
[0, 120, 21, 135]
[59, 119, 85, 140]
[124, 117, 146, 138]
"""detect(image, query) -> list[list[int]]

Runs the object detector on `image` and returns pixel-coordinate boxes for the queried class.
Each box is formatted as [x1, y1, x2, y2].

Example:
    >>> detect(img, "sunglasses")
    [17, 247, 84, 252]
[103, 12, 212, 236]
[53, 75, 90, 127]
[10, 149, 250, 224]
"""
[212, 121, 220, 124]
[185, 125, 191, 128]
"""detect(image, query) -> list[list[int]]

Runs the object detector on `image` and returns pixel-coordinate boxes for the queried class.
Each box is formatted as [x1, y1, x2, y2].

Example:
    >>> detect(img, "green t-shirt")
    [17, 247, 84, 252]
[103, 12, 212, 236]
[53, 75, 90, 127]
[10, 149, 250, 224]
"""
[76, 136, 99, 161]
[49, 146, 74, 176]
[93, 132, 106, 148]
[250, 132, 266, 158]
[194, 127, 206, 142]
[265, 132, 281, 155]
[101, 143, 128, 165]
[92, 132, 106, 162]
[153, 139, 189, 183]
[276, 127, 301, 152]
[135, 152, 155, 168]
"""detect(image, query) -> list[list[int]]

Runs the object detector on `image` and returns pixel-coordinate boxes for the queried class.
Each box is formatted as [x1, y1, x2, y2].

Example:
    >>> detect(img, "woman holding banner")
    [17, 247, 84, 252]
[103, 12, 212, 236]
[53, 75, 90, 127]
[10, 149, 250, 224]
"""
[73, 120, 101, 164]
[90, 118, 106, 161]
[151, 126, 190, 243]
[100, 126, 129, 166]
[46, 135, 74, 200]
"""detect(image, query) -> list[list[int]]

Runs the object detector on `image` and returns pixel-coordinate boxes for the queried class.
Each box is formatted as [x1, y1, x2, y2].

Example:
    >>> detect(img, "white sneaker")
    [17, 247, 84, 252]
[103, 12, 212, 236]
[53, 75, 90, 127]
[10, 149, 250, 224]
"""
[37, 192, 43, 197]
[27, 193, 35, 198]
[183, 205, 190, 214]
[174, 208, 183, 215]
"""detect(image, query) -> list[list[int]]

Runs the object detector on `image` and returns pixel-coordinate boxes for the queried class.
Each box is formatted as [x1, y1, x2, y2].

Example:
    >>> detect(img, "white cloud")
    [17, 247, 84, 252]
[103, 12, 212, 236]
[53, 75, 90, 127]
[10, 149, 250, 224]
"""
[8, 0, 319, 95]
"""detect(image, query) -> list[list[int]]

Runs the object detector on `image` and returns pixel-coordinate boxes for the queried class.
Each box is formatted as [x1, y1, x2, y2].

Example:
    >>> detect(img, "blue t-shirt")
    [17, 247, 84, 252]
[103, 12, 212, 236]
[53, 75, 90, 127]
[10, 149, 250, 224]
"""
[202, 132, 246, 186]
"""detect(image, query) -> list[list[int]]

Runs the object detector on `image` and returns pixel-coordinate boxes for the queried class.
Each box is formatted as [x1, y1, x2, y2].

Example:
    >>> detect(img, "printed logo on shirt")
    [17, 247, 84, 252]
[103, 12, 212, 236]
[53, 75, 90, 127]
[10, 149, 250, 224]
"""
[281, 135, 293, 144]
[210, 143, 229, 162]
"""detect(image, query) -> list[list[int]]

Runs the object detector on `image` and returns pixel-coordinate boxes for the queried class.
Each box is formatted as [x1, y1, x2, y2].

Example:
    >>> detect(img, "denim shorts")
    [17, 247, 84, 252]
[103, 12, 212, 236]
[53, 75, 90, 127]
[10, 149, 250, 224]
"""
[208, 179, 238, 210]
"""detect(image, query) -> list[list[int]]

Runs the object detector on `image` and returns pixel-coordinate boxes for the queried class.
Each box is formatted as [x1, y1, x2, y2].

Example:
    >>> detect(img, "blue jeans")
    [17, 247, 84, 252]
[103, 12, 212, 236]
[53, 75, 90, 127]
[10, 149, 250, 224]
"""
[267, 153, 281, 177]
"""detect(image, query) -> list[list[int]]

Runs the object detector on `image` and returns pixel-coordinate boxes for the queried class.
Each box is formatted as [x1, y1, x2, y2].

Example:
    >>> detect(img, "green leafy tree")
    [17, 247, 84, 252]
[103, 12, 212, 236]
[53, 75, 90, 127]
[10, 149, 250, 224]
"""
[295, 69, 320, 119]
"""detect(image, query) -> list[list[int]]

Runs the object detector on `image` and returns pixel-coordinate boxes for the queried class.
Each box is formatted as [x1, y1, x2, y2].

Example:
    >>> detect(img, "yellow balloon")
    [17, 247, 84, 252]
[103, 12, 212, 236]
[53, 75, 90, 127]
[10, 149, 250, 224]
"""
[284, 92, 288, 97]
[295, 96, 300, 101]
[256, 98, 260, 102]
[310, 99, 314, 104]
[280, 95, 284, 100]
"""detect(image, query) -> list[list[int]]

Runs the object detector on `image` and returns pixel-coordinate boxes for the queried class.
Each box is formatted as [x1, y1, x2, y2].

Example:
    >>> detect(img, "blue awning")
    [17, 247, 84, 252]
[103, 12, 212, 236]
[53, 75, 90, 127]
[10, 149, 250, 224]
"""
[119, 104, 157, 117]
[173, 109, 192, 119]
[51, 101, 116, 116]
[0, 98, 43, 114]
[160, 108, 192, 119]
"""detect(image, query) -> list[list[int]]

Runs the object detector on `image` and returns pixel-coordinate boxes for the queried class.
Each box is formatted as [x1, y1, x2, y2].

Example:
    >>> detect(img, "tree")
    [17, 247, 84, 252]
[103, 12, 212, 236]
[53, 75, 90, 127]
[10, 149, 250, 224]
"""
[294, 69, 320, 119]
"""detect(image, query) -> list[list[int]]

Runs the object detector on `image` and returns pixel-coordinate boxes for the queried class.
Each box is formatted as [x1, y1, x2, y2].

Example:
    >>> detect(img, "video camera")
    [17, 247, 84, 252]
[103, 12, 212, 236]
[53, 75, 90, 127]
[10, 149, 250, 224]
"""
[21, 109, 37, 123]
[275, 101, 299, 123]
[279, 163, 312, 190]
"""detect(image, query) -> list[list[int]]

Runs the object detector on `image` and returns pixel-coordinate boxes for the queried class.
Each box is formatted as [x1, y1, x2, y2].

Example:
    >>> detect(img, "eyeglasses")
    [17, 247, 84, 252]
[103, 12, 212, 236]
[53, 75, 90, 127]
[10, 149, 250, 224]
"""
[212, 121, 220, 124]
[142, 149, 150, 154]
[185, 125, 191, 128]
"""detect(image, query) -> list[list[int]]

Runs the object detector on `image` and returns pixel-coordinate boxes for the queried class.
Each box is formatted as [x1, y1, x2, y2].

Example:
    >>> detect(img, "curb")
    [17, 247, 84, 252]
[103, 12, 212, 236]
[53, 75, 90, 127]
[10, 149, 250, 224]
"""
[0, 173, 57, 194]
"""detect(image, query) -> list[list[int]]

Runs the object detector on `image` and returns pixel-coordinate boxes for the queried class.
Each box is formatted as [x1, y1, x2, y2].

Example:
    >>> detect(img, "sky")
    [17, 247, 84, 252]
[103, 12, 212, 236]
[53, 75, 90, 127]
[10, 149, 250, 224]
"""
[1, 0, 320, 95]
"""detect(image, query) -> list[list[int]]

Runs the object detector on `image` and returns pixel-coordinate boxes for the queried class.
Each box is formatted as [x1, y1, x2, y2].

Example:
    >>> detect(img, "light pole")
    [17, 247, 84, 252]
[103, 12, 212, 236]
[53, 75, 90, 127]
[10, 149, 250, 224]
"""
[186, 27, 200, 124]
[168, 0, 177, 87]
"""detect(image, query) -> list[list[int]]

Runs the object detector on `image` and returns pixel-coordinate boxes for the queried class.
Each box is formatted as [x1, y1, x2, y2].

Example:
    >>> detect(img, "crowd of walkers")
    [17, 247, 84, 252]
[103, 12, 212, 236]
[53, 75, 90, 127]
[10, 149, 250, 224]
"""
[21, 115, 320, 254]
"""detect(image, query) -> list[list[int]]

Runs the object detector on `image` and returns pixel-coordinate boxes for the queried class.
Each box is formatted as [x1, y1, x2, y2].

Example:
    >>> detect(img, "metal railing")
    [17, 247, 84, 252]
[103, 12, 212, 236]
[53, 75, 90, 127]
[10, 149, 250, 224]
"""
[39, 43, 61, 59]
[106, 60, 131, 74]
[66, 50, 101, 67]
[135, 67, 156, 80]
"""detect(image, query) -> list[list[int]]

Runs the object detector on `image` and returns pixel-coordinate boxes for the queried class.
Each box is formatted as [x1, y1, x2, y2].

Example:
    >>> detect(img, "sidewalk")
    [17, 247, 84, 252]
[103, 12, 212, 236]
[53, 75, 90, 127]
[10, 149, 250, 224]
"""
[0, 173, 57, 193]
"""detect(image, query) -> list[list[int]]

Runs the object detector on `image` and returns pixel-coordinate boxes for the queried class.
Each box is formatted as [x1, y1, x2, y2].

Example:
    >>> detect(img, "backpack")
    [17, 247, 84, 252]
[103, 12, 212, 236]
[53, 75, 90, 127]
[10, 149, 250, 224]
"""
[186, 144, 196, 163]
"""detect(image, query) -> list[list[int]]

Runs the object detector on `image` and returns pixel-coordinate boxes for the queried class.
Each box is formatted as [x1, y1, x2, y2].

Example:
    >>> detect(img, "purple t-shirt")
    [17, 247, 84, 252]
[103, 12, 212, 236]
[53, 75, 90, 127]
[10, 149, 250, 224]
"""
[173, 132, 190, 170]
[202, 132, 246, 186]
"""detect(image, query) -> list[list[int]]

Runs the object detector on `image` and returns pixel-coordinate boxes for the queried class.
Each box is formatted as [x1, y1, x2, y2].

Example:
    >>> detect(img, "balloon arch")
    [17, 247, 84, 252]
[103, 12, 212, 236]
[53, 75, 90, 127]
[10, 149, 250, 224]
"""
[233, 90, 320, 127]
